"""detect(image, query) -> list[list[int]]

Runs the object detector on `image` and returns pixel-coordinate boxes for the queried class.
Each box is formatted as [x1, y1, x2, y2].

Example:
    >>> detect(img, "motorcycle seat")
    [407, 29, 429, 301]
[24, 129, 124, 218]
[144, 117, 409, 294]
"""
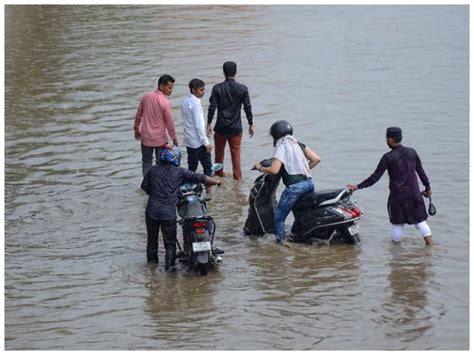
[293, 189, 345, 211]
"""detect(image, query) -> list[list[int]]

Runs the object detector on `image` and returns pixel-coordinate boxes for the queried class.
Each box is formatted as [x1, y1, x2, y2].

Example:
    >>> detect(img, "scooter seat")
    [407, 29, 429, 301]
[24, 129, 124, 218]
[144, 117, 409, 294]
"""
[293, 189, 345, 211]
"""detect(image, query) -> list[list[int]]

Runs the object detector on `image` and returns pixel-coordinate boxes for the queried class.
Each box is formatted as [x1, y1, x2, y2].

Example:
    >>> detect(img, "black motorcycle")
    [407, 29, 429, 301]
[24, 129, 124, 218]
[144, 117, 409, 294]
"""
[244, 159, 363, 245]
[176, 164, 224, 275]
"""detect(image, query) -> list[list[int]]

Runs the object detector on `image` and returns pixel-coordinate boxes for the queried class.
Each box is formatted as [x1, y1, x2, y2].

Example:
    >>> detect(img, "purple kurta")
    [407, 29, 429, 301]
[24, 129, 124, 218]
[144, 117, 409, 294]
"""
[357, 145, 430, 225]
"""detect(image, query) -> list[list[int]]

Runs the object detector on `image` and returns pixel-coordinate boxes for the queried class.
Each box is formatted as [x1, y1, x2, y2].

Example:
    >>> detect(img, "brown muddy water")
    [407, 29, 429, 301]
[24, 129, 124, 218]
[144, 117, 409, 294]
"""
[4, 5, 469, 350]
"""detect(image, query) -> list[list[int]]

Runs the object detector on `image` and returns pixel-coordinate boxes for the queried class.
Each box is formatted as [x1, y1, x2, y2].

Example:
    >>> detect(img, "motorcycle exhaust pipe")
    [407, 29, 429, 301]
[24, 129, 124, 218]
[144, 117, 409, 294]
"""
[215, 256, 223, 264]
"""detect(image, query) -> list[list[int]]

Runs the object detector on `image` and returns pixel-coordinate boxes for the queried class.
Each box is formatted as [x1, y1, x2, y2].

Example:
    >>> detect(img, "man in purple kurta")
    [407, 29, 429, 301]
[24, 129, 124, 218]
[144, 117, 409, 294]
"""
[347, 127, 433, 246]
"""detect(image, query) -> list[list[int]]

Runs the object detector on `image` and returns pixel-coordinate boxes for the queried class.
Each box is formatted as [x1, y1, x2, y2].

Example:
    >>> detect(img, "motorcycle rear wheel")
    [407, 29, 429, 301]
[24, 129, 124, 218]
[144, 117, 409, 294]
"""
[341, 226, 360, 244]
[198, 262, 209, 276]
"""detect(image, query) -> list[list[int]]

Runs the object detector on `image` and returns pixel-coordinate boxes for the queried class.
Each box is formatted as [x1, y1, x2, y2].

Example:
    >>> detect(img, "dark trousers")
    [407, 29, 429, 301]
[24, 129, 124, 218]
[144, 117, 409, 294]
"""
[214, 132, 242, 180]
[141, 144, 163, 178]
[187, 145, 212, 176]
[145, 214, 177, 266]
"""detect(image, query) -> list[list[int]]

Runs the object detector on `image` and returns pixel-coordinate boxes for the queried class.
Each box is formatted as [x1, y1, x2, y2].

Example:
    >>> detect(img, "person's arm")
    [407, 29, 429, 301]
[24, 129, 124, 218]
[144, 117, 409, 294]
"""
[415, 151, 431, 197]
[192, 101, 210, 149]
[163, 99, 178, 146]
[133, 99, 144, 140]
[255, 158, 282, 176]
[304, 146, 321, 169]
[348, 154, 389, 191]
[242, 86, 254, 137]
[204, 175, 221, 186]
[207, 86, 218, 137]
[181, 168, 221, 187]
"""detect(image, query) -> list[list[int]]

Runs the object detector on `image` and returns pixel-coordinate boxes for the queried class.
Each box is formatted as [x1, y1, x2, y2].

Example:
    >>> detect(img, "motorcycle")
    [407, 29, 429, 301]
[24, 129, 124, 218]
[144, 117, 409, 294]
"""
[244, 159, 363, 245]
[176, 163, 224, 275]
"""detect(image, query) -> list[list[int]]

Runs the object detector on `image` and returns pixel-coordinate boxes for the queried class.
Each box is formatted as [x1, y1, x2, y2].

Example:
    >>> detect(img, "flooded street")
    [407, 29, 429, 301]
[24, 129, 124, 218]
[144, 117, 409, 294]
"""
[4, 5, 469, 350]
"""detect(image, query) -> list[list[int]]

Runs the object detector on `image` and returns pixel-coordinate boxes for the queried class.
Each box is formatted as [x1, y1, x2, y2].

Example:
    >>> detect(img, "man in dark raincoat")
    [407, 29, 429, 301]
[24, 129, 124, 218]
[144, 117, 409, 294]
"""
[347, 127, 433, 246]
[141, 145, 221, 270]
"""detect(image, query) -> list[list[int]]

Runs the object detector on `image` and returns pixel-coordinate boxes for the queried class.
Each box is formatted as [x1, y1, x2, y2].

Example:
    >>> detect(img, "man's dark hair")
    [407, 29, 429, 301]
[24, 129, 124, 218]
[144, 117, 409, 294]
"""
[158, 74, 175, 87]
[188, 78, 205, 93]
[223, 61, 237, 77]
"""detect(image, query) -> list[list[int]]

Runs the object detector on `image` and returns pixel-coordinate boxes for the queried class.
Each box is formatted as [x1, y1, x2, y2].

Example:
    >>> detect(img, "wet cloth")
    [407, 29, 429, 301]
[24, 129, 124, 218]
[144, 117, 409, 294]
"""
[275, 141, 308, 186]
[274, 178, 314, 242]
[391, 221, 432, 242]
[145, 217, 176, 263]
[357, 145, 430, 225]
[214, 132, 242, 180]
[187, 145, 212, 176]
[141, 163, 207, 220]
[207, 78, 253, 136]
[134, 90, 177, 147]
[273, 136, 311, 180]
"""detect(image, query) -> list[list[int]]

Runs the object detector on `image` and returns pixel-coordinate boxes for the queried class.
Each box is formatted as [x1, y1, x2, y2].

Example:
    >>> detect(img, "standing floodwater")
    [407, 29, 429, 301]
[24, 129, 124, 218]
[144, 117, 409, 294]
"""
[5, 5, 469, 350]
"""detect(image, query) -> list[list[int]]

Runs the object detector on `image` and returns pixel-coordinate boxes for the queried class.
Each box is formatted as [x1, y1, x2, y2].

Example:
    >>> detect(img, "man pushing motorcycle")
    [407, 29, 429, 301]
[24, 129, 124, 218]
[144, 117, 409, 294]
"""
[141, 145, 221, 270]
[347, 127, 434, 246]
[254, 120, 321, 244]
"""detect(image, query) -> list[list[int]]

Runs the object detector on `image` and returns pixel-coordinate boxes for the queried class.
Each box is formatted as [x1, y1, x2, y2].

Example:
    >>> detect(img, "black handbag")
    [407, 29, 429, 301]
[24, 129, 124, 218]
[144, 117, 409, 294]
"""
[428, 197, 437, 216]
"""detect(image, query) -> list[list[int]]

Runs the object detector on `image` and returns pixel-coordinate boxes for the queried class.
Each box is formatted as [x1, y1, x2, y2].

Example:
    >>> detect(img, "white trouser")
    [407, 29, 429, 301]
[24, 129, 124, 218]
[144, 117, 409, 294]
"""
[391, 221, 432, 242]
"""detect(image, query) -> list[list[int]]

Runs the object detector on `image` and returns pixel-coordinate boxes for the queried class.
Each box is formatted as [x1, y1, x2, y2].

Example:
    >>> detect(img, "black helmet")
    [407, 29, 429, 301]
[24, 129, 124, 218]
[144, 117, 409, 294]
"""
[270, 120, 293, 141]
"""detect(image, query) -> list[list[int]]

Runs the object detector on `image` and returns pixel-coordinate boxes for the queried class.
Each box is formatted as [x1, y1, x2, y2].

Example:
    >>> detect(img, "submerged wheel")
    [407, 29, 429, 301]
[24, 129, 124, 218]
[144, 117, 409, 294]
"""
[198, 262, 209, 276]
[351, 233, 361, 243]
[341, 227, 360, 244]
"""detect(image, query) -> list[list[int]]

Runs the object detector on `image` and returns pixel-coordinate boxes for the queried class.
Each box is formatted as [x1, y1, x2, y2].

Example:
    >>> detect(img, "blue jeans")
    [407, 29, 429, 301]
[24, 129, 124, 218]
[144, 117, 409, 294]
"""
[274, 178, 314, 242]
[187, 145, 212, 176]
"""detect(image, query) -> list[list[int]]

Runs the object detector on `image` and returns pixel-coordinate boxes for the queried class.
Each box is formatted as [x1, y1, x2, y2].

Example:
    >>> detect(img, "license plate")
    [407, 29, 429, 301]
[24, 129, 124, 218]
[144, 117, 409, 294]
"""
[192, 241, 211, 252]
[348, 224, 360, 236]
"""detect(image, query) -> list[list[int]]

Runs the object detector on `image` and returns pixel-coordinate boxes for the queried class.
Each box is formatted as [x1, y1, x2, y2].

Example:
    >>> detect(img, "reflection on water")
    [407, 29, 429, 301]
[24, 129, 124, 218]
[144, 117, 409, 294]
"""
[381, 245, 434, 348]
[144, 267, 224, 349]
[5, 4, 469, 350]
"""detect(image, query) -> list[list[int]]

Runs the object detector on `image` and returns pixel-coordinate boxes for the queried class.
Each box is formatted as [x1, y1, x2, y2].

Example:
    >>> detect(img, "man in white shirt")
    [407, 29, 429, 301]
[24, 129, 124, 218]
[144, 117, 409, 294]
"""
[181, 79, 213, 193]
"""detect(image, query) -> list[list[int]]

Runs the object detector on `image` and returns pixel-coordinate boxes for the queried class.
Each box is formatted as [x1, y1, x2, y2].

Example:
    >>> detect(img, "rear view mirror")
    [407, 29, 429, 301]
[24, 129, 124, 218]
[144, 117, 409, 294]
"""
[211, 163, 224, 173]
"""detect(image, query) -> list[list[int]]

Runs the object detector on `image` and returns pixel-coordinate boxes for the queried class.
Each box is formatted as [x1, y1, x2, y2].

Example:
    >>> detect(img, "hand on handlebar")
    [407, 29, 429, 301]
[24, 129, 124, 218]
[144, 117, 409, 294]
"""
[205, 176, 222, 187]
[251, 163, 262, 171]
[252, 158, 274, 171]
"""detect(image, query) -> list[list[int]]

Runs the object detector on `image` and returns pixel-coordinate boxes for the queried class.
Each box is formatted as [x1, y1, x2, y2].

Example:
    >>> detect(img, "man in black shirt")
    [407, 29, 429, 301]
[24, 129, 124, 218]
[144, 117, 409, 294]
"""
[207, 61, 254, 180]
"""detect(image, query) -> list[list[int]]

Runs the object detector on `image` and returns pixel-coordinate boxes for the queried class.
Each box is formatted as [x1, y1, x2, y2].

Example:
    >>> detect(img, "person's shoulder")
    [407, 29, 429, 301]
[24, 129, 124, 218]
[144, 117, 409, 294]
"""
[162, 164, 182, 176]
[190, 94, 201, 105]
[141, 90, 155, 99]
[396, 144, 415, 154]
[235, 80, 248, 89]
[382, 150, 393, 160]
[177, 166, 192, 175]
[147, 164, 161, 175]
[273, 144, 285, 155]
[182, 94, 194, 106]
[404, 145, 420, 157]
